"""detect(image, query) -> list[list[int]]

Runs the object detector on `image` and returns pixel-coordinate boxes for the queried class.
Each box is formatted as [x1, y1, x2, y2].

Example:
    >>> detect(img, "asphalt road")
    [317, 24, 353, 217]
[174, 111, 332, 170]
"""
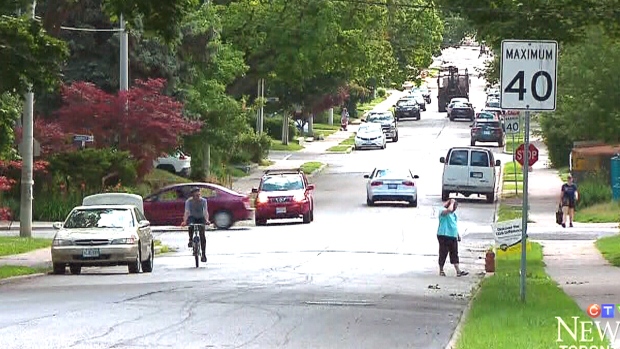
[0, 47, 504, 349]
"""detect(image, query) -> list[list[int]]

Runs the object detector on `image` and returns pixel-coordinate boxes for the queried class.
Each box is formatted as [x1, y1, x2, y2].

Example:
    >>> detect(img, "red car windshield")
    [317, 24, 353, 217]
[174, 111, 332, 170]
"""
[260, 175, 305, 192]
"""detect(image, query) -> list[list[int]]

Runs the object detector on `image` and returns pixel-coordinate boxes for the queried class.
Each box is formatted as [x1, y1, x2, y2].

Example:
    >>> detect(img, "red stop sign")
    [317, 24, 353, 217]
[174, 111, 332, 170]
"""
[515, 143, 539, 167]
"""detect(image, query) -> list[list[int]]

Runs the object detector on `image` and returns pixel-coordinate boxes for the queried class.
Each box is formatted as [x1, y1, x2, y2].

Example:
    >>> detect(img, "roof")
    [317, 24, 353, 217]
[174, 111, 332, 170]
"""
[450, 146, 493, 152]
[72, 205, 137, 211]
[572, 144, 620, 155]
[155, 182, 243, 196]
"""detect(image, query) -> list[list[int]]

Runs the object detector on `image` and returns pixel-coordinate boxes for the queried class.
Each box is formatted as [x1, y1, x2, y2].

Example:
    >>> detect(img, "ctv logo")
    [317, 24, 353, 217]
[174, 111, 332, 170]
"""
[587, 304, 620, 318]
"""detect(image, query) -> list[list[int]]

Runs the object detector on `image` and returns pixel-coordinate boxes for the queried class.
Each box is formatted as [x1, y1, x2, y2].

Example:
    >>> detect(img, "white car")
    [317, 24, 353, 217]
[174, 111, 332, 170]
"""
[354, 123, 386, 150]
[153, 150, 191, 177]
[446, 97, 471, 115]
[408, 91, 426, 111]
[51, 193, 155, 275]
[364, 168, 420, 206]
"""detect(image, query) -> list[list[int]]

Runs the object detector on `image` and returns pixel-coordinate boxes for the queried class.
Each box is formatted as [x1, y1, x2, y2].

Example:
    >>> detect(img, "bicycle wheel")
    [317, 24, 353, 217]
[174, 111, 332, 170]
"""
[194, 247, 199, 268]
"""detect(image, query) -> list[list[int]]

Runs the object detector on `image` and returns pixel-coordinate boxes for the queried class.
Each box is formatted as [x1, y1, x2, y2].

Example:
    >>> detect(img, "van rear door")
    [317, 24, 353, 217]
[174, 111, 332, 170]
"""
[468, 150, 494, 189]
[443, 149, 470, 188]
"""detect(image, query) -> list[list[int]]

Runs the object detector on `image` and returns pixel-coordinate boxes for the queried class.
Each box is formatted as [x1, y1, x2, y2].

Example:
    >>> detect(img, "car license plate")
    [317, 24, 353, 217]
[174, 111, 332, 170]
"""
[82, 248, 100, 258]
[364, 142, 372, 145]
[388, 184, 398, 189]
[471, 172, 483, 178]
[276, 207, 286, 214]
[484, 130, 491, 135]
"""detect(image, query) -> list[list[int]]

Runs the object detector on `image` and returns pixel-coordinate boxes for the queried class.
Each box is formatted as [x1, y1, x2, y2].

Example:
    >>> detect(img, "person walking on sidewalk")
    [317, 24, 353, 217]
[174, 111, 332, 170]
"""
[437, 198, 469, 277]
[560, 174, 579, 228]
[340, 107, 349, 131]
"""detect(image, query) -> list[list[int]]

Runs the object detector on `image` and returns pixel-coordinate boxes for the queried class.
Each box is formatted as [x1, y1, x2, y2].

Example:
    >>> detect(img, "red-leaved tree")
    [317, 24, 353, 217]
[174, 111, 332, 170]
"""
[0, 176, 15, 221]
[14, 118, 71, 157]
[56, 78, 201, 176]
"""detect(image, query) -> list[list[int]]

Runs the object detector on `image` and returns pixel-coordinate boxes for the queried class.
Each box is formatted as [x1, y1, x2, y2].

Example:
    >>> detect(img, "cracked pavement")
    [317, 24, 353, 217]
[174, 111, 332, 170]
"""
[0, 47, 502, 349]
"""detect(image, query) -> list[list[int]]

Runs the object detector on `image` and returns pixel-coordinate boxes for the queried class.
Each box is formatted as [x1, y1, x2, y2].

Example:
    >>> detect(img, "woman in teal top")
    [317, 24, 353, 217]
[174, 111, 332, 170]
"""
[437, 199, 468, 277]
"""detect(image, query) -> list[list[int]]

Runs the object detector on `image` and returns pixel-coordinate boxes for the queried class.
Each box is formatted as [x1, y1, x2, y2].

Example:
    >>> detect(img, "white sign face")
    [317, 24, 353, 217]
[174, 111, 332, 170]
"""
[493, 218, 523, 250]
[500, 40, 558, 111]
[504, 119, 521, 134]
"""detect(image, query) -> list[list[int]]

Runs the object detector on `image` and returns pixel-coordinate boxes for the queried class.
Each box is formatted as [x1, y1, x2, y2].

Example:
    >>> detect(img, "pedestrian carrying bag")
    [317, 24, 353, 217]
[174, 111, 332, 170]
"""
[555, 204, 563, 225]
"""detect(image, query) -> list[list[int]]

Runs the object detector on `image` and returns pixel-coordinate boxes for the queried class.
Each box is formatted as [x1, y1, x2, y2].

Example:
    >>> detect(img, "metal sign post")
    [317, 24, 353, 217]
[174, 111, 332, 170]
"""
[500, 39, 558, 302]
[520, 109, 530, 302]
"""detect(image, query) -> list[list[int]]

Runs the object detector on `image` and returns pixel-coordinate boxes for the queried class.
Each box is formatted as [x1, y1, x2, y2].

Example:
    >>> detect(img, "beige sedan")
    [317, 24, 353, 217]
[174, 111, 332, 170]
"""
[51, 204, 154, 275]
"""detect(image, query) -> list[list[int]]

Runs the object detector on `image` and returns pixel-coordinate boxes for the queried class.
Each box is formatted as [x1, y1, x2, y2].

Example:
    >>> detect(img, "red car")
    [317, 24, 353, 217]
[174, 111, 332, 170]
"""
[143, 183, 253, 229]
[252, 169, 315, 225]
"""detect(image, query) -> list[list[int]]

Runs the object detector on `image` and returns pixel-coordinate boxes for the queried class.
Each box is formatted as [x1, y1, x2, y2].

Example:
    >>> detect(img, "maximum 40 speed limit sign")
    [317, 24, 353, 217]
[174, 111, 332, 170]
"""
[500, 40, 558, 111]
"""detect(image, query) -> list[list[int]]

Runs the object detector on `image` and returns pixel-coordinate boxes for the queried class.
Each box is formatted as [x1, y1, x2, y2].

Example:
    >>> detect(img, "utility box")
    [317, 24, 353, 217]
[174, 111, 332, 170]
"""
[611, 154, 620, 201]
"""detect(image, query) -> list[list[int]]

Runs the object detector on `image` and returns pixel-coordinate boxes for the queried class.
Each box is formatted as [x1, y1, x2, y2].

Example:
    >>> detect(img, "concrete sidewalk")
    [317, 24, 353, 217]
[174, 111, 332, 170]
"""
[543, 240, 620, 348]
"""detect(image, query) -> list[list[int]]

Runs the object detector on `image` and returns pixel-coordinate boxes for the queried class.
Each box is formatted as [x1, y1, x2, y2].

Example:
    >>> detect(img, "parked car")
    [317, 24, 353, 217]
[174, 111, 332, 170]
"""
[143, 183, 253, 229]
[439, 147, 501, 203]
[51, 193, 155, 275]
[393, 99, 421, 120]
[354, 123, 387, 150]
[252, 168, 315, 225]
[470, 119, 505, 147]
[448, 102, 475, 121]
[153, 150, 191, 177]
[364, 168, 420, 207]
[364, 110, 399, 142]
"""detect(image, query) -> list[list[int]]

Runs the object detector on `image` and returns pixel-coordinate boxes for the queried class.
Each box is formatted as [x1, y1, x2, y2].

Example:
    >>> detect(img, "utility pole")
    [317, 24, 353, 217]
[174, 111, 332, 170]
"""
[520, 109, 531, 302]
[119, 13, 129, 91]
[19, 0, 36, 238]
[256, 79, 264, 134]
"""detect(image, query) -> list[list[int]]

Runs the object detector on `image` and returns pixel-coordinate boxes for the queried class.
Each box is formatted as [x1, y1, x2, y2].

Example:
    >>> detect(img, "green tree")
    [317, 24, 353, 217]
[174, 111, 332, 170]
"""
[441, 13, 476, 49]
[0, 93, 21, 159]
[539, 26, 620, 167]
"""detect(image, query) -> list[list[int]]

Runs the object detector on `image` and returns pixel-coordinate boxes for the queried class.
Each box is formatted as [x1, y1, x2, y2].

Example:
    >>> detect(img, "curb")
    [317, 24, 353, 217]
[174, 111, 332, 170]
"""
[444, 274, 489, 349]
[0, 272, 46, 286]
[307, 163, 328, 178]
[326, 145, 353, 154]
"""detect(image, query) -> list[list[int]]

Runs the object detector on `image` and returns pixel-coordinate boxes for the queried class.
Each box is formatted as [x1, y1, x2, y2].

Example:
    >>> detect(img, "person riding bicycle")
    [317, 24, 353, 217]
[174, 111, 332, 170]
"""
[181, 187, 209, 262]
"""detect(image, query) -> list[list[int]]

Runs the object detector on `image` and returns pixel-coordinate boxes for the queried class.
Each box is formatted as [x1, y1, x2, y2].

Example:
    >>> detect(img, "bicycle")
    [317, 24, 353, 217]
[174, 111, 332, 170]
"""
[189, 223, 205, 268]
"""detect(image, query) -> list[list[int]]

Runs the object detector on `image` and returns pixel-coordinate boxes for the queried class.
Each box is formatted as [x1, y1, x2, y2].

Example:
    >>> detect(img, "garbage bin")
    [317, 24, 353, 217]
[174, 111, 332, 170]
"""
[611, 155, 620, 201]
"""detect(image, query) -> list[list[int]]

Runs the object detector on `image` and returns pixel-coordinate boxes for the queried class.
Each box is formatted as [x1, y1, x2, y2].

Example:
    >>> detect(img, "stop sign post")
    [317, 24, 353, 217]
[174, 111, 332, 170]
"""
[515, 143, 539, 167]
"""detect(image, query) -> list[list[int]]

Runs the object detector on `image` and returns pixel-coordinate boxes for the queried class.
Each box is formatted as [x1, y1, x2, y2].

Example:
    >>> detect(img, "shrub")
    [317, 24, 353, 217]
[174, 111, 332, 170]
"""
[232, 131, 271, 164]
[262, 115, 297, 141]
[576, 172, 612, 209]
[376, 88, 387, 98]
[48, 148, 138, 192]
[5, 193, 82, 222]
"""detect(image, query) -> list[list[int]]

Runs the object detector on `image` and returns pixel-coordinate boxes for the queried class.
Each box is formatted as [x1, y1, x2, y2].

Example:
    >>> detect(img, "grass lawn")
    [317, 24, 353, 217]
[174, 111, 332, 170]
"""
[0, 265, 48, 280]
[300, 162, 325, 175]
[340, 134, 355, 146]
[504, 133, 524, 153]
[497, 203, 523, 221]
[575, 201, 620, 223]
[326, 145, 352, 153]
[270, 139, 303, 151]
[557, 166, 570, 182]
[0, 237, 52, 257]
[153, 239, 172, 254]
[357, 96, 387, 113]
[229, 167, 249, 178]
[501, 161, 524, 198]
[259, 159, 275, 167]
[595, 234, 620, 266]
[455, 242, 608, 349]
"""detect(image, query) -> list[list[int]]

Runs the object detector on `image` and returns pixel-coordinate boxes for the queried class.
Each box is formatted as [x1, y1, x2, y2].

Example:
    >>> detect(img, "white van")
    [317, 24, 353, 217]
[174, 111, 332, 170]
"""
[439, 147, 501, 203]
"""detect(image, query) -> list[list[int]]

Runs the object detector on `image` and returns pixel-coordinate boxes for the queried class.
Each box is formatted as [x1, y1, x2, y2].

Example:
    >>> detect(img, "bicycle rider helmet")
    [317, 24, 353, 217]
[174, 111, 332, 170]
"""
[190, 187, 200, 194]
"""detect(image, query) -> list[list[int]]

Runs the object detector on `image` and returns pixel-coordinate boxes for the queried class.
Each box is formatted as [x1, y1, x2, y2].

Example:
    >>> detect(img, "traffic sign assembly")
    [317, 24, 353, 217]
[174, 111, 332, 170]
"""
[500, 40, 558, 111]
[515, 143, 539, 167]
[499, 39, 559, 303]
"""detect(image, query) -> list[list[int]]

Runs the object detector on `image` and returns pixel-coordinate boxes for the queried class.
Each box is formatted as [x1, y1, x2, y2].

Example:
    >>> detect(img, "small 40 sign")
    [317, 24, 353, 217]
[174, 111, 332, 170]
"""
[515, 143, 539, 167]
[504, 120, 520, 134]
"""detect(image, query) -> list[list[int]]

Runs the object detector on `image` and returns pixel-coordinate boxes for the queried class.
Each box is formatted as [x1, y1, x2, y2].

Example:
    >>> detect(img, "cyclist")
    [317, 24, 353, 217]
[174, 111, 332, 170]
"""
[181, 187, 209, 262]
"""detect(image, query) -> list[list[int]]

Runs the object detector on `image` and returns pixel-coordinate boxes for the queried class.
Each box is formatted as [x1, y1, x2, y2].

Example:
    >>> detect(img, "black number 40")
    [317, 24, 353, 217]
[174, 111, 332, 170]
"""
[504, 70, 553, 101]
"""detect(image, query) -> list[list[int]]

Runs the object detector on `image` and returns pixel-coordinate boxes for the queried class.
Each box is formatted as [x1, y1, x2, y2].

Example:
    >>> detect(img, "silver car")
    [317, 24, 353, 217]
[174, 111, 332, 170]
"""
[51, 194, 154, 275]
[364, 168, 420, 207]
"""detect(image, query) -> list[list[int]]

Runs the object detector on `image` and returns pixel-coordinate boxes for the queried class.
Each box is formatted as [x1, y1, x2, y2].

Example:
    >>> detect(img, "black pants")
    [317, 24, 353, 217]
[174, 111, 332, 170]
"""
[188, 217, 207, 255]
[438, 235, 459, 268]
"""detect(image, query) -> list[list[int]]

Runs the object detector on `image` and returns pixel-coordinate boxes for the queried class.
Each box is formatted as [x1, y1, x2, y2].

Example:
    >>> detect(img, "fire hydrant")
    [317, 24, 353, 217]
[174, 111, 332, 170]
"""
[485, 249, 496, 273]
